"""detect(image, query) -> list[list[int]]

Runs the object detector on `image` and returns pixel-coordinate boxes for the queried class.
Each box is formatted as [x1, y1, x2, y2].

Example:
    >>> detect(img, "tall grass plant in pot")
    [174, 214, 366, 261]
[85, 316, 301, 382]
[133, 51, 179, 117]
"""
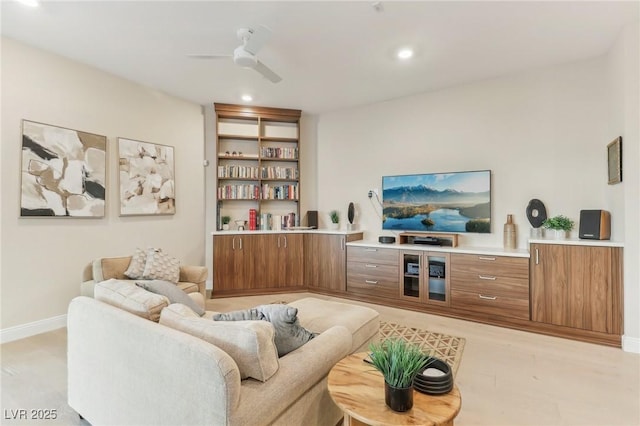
[368, 339, 431, 412]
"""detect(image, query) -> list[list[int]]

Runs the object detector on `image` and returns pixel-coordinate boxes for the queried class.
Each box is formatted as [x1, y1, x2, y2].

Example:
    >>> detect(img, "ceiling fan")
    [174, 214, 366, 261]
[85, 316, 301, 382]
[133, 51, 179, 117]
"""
[189, 26, 282, 83]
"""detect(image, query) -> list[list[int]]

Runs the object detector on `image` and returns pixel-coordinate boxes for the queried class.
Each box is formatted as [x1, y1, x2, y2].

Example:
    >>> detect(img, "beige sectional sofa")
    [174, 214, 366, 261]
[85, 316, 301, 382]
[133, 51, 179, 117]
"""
[67, 283, 379, 426]
[81, 255, 208, 299]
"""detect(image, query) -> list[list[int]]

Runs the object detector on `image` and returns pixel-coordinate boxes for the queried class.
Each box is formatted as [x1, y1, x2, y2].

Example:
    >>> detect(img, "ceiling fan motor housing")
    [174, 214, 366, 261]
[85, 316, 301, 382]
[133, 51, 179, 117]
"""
[233, 46, 257, 68]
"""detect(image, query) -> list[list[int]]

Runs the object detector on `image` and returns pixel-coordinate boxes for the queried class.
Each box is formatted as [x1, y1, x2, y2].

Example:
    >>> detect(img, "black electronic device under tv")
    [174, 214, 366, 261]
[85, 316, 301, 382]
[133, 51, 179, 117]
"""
[382, 170, 491, 233]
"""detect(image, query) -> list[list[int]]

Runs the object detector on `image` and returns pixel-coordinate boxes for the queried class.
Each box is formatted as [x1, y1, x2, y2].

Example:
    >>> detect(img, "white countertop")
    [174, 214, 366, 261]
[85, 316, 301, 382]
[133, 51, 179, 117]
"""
[347, 240, 531, 258]
[211, 229, 364, 236]
[529, 238, 624, 247]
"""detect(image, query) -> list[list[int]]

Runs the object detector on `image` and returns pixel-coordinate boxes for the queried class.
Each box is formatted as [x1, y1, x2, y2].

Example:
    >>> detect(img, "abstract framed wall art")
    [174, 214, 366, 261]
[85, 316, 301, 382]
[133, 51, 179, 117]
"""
[117, 137, 175, 216]
[20, 120, 107, 217]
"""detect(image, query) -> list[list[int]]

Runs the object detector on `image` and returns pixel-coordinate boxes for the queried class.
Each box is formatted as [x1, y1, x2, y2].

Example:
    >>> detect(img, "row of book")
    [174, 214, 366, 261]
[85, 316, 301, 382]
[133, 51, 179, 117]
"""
[217, 165, 299, 180]
[217, 184, 299, 200]
[217, 165, 259, 179]
[246, 210, 297, 231]
[260, 147, 298, 159]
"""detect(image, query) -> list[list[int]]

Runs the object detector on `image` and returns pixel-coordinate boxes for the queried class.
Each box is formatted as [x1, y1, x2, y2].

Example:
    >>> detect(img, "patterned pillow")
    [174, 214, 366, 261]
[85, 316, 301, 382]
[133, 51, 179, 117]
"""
[123, 247, 147, 279]
[142, 248, 180, 283]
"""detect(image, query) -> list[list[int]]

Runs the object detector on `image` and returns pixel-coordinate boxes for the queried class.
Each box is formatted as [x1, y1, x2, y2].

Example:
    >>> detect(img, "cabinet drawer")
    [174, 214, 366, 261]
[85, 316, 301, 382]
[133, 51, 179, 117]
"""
[451, 289, 529, 320]
[347, 246, 398, 265]
[347, 263, 398, 299]
[451, 253, 528, 279]
[451, 273, 529, 299]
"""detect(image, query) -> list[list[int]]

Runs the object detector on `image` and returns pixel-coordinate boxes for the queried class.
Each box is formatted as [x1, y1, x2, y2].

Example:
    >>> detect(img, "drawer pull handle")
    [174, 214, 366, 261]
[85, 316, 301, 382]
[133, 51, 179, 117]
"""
[364, 248, 378, 252]
[478, 256, 496, 261]
[365, 264, 378, 268]
[365, 280, 378, 285]
[478, 275, 496, 281]
[478, 294, 497, 300]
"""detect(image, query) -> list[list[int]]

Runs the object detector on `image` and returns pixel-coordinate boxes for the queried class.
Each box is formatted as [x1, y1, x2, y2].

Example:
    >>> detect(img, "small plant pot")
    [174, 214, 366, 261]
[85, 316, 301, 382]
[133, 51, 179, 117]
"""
[222, 224, 230, 231]
[554, 229, 567, 239]
[384, 382, 413, 412]
[329, 222, 339, 230]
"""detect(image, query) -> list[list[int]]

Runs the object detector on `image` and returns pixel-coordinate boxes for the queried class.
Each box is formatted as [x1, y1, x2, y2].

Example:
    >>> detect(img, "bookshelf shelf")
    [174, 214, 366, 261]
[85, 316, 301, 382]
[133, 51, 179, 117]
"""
[215, 103, 301, 230]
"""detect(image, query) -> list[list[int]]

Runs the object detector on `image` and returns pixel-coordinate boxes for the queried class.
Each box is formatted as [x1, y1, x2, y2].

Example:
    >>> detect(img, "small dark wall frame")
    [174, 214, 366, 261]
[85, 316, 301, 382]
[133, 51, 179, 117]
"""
[607, 136, 622, 185]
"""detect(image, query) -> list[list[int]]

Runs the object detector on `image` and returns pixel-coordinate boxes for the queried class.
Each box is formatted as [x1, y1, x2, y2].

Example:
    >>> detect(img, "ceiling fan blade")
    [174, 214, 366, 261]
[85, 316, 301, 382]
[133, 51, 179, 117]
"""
[187, 54, 231, 60]
[243, 25, 271, 55]
[254, 60, 282, 83]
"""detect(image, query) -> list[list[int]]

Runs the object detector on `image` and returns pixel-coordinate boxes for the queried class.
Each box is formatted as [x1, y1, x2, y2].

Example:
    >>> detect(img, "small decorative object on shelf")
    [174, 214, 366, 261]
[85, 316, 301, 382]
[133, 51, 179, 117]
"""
[503, 214, 517, 249]
[542, 215, 575, 239]
[526, 199, 547, 238]
[329, 210, 340, 230]
[368, 339, 432, 412]
[221, 216, 231, 231]
[347, 202, 355, 231]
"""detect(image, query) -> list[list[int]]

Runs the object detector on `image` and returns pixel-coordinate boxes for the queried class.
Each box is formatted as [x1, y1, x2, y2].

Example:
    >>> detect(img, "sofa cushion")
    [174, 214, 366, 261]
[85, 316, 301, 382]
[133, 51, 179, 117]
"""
[95, 256, 131, 281]
[142, 248, 180, 283]
[135, 280, 205, 316]
[289, 297, 380, 353]
[213, 304, 317, 357]
[124, 248, 147, 279]
[160, 304, 279, 382]
[94, 279, 169, 322]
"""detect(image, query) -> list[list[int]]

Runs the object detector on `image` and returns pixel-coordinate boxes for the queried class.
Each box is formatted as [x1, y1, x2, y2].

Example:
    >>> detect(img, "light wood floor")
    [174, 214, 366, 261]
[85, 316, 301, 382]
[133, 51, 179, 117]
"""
[2, 292, 639, 425]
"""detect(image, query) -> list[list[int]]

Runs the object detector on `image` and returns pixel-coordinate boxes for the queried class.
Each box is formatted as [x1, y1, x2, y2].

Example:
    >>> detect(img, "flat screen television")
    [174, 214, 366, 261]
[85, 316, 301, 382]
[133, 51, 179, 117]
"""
[382, 170, 491, 233]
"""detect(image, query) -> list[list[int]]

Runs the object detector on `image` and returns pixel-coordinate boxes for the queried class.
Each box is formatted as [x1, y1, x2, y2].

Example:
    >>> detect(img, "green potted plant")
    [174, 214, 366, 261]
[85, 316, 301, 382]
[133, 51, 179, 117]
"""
[221, 215, 231, 231]
[368, 339, 431, 412]
[329, 210, 340, 230]
[543, 215, 574, 239]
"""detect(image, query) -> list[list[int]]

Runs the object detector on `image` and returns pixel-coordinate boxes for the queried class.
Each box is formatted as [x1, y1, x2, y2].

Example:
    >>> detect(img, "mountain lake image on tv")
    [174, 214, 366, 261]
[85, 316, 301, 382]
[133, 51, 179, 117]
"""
[382, 170, 491, 233]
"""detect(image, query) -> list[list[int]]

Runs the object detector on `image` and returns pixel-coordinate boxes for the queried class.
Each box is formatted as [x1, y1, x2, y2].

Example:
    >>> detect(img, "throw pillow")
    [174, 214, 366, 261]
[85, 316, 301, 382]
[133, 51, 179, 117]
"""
[142, 248, 180, 284]
[213, 304, 318, 357]
[123, 248, 147, 279]
[135, 280, 205, 316]
[160, 304, 279, 382]
[94, 278, 169, 322]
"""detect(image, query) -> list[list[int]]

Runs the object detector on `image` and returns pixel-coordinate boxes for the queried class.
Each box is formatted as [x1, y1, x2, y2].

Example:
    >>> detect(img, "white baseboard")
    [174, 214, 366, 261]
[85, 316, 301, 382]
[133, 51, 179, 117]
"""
[0, 314, 67, 344]
[622, 335, 640, 353]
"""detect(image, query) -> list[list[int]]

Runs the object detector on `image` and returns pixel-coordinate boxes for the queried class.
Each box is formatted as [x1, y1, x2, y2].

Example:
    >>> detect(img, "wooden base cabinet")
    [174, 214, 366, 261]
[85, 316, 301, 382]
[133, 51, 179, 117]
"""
[305, 233, 363, 293]
[451, 254, 529, 320]
[347, 246, 399, 299]
[212, 233, 303, 296]
[530, 243, 623, 336]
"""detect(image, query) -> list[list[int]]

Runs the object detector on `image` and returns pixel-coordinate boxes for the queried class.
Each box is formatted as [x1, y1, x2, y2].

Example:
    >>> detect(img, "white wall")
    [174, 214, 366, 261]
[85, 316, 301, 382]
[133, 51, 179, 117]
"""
[315, 50, 639, 346]
[1, 38, 206, 335]
[607, 22, 640, 352]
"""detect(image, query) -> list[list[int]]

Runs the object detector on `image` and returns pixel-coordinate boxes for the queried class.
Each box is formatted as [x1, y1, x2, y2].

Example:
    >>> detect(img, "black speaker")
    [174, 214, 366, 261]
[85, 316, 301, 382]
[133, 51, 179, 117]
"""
[579, 210, 611, 240]
[307, 210, 318, 229]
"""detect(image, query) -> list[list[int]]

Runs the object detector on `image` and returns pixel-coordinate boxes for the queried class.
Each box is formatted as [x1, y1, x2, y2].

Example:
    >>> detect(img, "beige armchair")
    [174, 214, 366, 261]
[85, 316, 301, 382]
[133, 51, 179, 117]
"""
[81, 256, 208, 300]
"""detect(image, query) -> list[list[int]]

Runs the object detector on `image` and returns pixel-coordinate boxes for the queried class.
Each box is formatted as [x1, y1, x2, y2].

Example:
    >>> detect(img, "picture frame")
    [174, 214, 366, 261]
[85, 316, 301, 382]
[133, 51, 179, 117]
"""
[20, 119, 107, 217]
[607, 136, 622, 185]
[117, 137, 176, 216]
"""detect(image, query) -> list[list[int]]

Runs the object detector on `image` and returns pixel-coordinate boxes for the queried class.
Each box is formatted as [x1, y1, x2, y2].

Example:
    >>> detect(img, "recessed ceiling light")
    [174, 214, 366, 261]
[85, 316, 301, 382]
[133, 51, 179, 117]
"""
[397, 48, 414, 60]
[241, 94, 253, 102]
[15, 0, 39, 7]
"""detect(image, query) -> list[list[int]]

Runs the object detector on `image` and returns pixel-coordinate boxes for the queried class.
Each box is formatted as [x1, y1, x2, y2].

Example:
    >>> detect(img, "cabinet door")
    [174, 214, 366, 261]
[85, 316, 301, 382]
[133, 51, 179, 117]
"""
[213, 235, 245, 292]
[279, 233, 304, 287]
[530, 244, 622, 334]
[399, 251, 422, 302]
[304, 234, 347, 292]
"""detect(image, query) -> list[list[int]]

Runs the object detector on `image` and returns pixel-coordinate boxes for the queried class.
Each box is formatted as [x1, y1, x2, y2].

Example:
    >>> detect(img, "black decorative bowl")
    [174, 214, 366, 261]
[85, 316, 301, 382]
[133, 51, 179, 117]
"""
[413, 358, 453, 395]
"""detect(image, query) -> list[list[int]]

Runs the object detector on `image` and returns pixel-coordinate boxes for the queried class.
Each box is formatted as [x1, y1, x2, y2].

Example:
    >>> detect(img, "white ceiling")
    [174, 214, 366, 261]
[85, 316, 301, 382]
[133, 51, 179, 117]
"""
[2, 1, 638, 114]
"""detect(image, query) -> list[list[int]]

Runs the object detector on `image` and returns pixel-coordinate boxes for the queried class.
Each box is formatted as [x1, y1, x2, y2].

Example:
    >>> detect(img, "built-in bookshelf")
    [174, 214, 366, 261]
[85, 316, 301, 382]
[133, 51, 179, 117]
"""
[214, 103, 301, 230]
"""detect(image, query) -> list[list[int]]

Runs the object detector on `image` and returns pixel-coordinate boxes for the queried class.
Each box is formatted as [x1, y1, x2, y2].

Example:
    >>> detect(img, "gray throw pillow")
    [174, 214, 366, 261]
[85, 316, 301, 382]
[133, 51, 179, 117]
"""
[135, 280, 205, 316]
[213, 304, 318, 357]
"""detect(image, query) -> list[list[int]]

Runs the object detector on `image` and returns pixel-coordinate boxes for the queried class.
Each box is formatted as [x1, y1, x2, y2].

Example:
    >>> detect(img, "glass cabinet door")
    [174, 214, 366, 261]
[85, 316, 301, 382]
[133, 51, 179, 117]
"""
[401, 251, 422, 300]
[424, 252, 450, 306]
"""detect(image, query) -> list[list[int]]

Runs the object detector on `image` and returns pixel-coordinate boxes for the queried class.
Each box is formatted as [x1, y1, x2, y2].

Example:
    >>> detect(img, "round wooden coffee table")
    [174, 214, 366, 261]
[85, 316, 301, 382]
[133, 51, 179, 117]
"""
[328, 352, 461, 426]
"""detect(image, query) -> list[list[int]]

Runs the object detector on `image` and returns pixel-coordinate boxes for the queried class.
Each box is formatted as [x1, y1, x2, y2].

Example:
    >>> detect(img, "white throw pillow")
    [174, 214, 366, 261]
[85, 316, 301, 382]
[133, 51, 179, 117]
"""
[95, 279, 169, 322]
[160, 304, 280, 382]
[142, 248, 180, 284]
[124, 247, 147, 279]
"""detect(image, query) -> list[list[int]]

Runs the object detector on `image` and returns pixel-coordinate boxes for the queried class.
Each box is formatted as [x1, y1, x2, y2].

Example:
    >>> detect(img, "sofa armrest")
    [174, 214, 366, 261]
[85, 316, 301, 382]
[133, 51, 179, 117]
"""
[232, 325, 352, 425]
[179, 265, 208, 297]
